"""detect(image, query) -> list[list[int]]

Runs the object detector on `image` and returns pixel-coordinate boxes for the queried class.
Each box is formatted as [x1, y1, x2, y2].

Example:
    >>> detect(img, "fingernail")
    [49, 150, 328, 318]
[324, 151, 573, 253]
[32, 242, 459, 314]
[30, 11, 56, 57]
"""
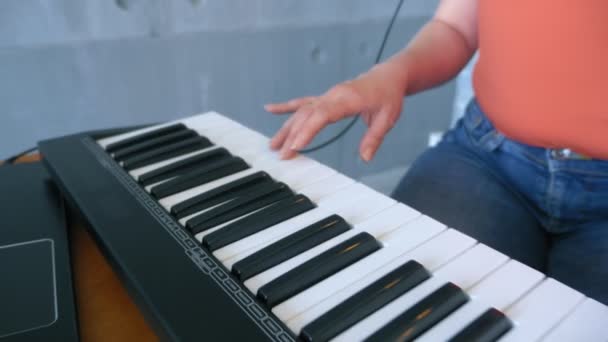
[291, 136, 302, 150]
[362, 148, 373, 162]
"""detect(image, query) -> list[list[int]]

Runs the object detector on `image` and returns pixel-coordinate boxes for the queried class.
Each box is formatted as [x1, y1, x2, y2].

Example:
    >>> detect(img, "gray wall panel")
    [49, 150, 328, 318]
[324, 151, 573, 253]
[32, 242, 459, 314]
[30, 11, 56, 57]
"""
[0, 1, 453, 185]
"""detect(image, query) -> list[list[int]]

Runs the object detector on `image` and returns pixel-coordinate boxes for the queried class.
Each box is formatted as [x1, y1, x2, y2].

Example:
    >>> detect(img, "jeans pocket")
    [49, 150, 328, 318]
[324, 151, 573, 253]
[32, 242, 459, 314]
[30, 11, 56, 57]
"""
[570, 173, 608, 219]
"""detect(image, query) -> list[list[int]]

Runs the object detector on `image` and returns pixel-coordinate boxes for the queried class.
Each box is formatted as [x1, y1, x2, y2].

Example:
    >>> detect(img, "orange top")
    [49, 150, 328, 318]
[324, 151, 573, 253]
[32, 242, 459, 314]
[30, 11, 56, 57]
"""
[473, 0, 608, 159]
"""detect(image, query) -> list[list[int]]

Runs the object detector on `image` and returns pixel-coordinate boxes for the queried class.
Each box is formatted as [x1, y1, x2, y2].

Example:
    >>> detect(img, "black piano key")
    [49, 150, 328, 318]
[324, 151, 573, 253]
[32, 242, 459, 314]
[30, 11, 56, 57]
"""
[122, 136, 212, 171]
[105, 123, 187, 152]
[301, 260, 431, 342]
[112, 129, 198, 161]
[138, 147, 231, 186]
[448, 308, 512, 342]
[150, 157, 249, 199]
[171, 171, 273, 219]
[186, 182, 294, 235]
[364, 282, 469, 342]
[257, 232, 382, 308]
[232, 215, 352, 281]
[202, 194, 315, 251]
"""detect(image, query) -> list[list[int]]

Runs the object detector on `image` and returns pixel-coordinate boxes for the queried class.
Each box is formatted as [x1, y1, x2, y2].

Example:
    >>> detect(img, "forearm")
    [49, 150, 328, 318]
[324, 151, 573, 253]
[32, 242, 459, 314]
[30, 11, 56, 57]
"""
[373, 18, 477, 96]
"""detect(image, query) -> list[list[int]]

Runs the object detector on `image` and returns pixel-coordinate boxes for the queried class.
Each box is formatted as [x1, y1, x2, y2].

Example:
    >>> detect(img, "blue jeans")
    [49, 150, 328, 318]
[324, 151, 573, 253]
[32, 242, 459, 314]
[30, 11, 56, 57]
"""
[392, 98, 608, 305]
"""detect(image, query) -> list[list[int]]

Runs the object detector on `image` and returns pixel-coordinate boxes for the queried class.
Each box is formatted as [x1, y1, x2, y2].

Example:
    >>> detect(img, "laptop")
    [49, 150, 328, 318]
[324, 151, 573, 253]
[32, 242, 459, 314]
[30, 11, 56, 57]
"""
[0, 162, 79, 341]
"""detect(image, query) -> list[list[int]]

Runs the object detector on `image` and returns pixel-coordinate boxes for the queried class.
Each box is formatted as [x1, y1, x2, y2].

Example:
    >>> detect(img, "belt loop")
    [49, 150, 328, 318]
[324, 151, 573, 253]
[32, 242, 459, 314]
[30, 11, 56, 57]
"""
[479, 130, 505, 152]
[464, 98, 483, 130]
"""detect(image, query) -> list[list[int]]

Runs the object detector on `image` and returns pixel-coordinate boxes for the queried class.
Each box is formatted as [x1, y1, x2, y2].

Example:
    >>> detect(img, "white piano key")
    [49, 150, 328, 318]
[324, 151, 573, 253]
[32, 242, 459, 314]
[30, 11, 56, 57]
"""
[181, 112, 245, 137]
[185, 119, 254, 143]
[126, 124, 257, 180]
[144, 177, 178, 192]
[157, 156, 320, 210]
[221, 191, 417, 270]
[414, 244, 509, 341]
[271, 213, 445, 322]
[237, 152, 320, 175]
[500, 278, 585, 342]
[196, 123, 245, 141]
[469, 259, 545, 311]
[414, 259, 545, 342]
[244, 206, 434, 295]
[191, 190, 322, 241]
[330, 192, 395, 226]
[177, 200, 233, 226]
[418, 301, 491, 342]
[184, 116, 269, 153]
[214, 183, 374, 263]
[333, 231, 497, 342]
[98, 124, 172, 148]
[129, 146, 222, 179]
[158, 168, 261, 209]
[275, 164, 337, 191]
[318, 183, 379, 207]
[286, 227, 474, 334]
[430, 243, 508, 290]
[296, 173, 355, 202]
[218, 185, 407, 267]
[194, 176, 346, 241]
[181, 111, 243, 130]
[221, 131, 269, 153]
[179, 171, 352, 235]
[151, 155, 281, 204]
[541, 297, 608, 341]
[141, 151, 269, 194]
[226, 147, 275, 166]
[193, 206, 270, 242]
[189, 120, 244, 143]
[370, 251, 544, 341]
[217, 207, 332, 265]
[98, 112, 232, 148]
[218, 128, 267, 145]
[191, 131, 270, 157]
[331, 276, 446, 342]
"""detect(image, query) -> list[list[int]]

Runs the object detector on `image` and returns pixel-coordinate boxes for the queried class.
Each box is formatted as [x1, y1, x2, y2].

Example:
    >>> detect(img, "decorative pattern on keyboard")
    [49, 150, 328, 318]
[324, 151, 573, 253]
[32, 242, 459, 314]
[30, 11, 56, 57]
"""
[83, 137, 295, 342]
[91, 111, 608, 341]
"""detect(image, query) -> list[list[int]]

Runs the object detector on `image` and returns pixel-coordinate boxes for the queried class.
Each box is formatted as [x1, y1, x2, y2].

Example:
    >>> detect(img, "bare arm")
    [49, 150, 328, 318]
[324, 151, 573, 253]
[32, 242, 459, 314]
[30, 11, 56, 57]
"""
[383, 0, 478, 94]
[266, 0, 479, 161]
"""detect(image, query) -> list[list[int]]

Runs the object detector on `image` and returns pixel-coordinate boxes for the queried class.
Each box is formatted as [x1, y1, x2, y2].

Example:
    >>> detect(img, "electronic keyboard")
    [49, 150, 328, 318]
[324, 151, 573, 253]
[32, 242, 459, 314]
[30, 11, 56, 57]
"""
[39, 112, 608, 341]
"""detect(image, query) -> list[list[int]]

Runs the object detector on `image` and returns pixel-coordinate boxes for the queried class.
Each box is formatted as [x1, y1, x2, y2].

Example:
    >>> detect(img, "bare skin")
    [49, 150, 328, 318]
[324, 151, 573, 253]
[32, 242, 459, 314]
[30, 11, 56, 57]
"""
[265, 0, 479, 161]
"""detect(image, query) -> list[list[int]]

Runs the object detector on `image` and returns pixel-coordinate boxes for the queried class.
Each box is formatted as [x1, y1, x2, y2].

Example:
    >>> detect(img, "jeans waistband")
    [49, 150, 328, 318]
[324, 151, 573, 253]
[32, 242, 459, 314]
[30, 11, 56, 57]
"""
[550, 148, 592, 160]
[466, 98, 596, 161]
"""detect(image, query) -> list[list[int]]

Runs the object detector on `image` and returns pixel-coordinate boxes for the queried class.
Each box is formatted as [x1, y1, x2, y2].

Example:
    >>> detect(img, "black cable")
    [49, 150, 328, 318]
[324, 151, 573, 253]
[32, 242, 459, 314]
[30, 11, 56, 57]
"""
[3, 146, 38, 165]
[299, 0, 406, 154]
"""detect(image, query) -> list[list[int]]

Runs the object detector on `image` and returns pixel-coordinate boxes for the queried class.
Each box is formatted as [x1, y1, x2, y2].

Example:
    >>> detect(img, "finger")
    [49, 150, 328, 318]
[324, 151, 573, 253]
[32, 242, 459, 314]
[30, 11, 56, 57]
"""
[290, 107, 331, 151]
[280, 107, 313, 159]
[359, 111, 396, 162]
[264, 96, 316, 114]
[361, 112, 372, 126]
[270, 115, 295, 150]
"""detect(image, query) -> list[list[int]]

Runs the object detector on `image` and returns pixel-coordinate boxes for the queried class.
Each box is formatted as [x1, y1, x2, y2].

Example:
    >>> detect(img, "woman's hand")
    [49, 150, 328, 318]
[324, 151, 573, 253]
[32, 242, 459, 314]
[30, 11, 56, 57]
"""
[265, 63, 408, 161]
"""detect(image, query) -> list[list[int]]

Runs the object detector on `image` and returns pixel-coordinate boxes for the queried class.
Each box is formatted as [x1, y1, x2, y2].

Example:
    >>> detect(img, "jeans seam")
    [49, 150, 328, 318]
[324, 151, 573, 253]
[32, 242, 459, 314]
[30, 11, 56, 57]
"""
[546, 170, 558, 221]
[502, 142, 547, 167]
[557, 168, 608, 177]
